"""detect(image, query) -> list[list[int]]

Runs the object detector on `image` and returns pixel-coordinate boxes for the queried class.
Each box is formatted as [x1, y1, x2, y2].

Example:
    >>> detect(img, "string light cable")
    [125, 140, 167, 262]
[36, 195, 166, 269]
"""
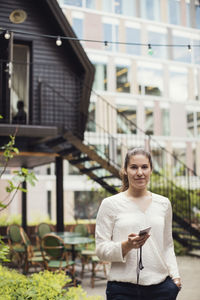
[0, 27, 199, 51]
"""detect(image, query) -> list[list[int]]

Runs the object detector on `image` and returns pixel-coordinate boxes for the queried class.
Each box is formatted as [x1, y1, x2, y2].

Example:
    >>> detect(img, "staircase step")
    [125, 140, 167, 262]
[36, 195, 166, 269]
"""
[69, 156, 91, 164]
[45, 136, 66, 147]
[80, 166, 102, 173]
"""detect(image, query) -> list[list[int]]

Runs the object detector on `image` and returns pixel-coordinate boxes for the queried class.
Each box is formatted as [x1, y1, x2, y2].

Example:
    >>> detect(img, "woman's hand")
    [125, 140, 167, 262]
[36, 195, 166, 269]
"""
[173, 278, 182, 290]
[128, 233, 150, 249]
[122, 233, 150, 257]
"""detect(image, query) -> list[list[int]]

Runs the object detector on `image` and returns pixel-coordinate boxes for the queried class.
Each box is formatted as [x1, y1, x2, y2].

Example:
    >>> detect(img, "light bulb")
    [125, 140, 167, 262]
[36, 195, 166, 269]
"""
[4, 30, 10, 40]
[187, 45, 192, 53]
[104, 40, 109, 49]
[148, 44, 153, 55]
[56, 36, 62, 46]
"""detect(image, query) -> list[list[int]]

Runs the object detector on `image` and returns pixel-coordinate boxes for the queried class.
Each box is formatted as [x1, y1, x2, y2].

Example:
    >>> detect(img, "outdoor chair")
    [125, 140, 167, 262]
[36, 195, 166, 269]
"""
[7, 224, 26, 267]
[91, 256, 109, 288]
[41, 233, 75, 284]
[20, 227, 44, 274]
[35, 223, 53, 248]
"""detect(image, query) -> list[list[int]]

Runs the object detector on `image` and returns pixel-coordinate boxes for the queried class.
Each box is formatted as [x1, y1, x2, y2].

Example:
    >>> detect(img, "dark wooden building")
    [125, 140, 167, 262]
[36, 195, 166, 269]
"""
[0, 0, 94, 230]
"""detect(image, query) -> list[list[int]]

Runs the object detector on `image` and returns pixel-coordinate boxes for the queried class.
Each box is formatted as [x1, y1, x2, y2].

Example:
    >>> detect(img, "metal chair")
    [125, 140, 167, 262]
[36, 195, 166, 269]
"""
[20, 227, 44, 274]
[7, 224, 26, 267]
[41, 233, 75, 283]
[35, 223, 53, 247]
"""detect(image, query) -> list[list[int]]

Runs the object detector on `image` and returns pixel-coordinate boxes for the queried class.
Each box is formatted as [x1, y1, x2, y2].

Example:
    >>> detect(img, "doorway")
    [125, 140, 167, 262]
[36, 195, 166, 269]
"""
[11, 44, 30, 124]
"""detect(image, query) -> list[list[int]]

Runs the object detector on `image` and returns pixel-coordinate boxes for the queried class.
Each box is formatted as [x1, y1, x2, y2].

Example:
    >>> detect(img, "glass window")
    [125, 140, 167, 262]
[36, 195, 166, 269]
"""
[116, 65, 130, 93]
[115, 0, 136, 17]
[86, 102, 96, 132]
[148, 30, 167, 59]
[117, 105, 137, 134]
[187, 112, 194, 136]
[169, 68, 188, 101]
[194, 70, 199, 101]
[138, 64, 163, 96]
[161, 108, 170, 136]
[103, 23, 118, 52]
[186, 0, 191, 27]
[195, 1, 200, 29]
[187, 111, 200, 136]
[193, 38, 200, 64]
[63, 0, 82, 6]
[103, 0, 112, 12]
[74, 191, 106, 219]
[168, 0, 180, 25]
[172, 34, 191, 63]
[145, 107, 154, 135]
[140, 0, 160, 21]
[126, 26, 141, 55]
[86, 0, 95, 8]
[72, 18, 83, 39]
[93, 63, 107, 91]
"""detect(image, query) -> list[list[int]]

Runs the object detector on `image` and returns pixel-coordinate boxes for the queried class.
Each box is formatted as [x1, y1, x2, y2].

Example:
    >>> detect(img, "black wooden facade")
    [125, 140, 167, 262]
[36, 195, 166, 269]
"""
[0, 0, 94, 230]
[0, 0, 94, 167]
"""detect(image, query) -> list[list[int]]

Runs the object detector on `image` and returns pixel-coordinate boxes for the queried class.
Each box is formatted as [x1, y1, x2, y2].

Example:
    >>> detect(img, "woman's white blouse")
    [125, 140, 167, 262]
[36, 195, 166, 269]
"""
[95, 192, 180, 285]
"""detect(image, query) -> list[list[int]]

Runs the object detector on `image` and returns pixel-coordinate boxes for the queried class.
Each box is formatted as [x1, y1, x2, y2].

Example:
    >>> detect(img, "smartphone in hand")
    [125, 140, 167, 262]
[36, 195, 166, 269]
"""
[139, 227, 151, 236]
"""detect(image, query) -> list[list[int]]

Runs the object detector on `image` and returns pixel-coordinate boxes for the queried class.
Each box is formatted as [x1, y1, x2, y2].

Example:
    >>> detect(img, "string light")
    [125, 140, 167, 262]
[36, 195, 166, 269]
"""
[104, 40, 109, 49]
[4, 30, 10, 40]
[56, 36, 62, 46]
[187, 45, 192, 52]
[1, 27, 200, 52]
[148, 44, 153, 55]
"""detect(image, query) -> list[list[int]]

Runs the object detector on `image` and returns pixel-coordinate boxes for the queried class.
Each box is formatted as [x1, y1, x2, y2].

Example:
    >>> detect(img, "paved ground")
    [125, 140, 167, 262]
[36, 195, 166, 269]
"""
[81, 255, 200, 300]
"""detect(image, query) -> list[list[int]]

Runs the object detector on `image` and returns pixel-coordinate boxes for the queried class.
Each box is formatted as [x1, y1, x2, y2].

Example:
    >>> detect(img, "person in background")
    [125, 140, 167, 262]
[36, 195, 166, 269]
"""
[95, 147, 181, 300]
[12, 100, 27, 124]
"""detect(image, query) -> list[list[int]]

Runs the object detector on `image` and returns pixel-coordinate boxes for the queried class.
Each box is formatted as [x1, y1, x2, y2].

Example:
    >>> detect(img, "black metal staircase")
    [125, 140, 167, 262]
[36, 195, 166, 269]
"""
[36, 81, 200, 251]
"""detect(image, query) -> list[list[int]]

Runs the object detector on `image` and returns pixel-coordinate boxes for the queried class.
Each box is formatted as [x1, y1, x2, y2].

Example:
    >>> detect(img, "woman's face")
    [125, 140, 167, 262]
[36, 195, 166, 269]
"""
[125, 154, 152, 191]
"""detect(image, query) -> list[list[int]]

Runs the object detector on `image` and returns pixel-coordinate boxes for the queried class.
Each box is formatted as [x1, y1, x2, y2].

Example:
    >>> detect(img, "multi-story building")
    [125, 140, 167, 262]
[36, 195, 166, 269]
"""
[2, 0, 200, 224]
[55, 0, 200, 220]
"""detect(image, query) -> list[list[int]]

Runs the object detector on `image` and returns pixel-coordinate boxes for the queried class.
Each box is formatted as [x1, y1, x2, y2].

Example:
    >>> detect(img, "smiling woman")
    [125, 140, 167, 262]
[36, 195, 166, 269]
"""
[95, 147, 182, 300]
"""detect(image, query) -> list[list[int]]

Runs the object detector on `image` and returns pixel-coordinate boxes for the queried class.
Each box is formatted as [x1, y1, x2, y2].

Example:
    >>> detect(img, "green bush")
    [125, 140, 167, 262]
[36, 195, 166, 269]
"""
[0, 265, 103, 300]
[174, 240, 188, 256]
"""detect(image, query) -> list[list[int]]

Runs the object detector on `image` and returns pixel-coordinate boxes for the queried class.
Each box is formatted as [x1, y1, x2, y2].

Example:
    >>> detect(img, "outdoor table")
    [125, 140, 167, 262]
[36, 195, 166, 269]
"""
[53, 232, 94, 261]
[53, 231, 81, 238]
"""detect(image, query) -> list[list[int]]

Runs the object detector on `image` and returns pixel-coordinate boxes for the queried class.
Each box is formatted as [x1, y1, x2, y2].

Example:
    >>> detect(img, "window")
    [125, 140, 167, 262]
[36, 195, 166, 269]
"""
[114, 0, 136, 17]
[161, 108, 170, 136]
[117, 105, 137, 134]
[72, 18, 83, 39]
[147, 28, 167, 59]
[74, 191, 106, 219]
[11, 44, 30, 124]
[116, 65, 130, 93]
[169, 67, 188, 101]
[126, 25, 141, 55]
[195, 0, 200, 29]
[86, 102, 96, 132]
[138, 63, 163, 96]
[93, 63, 107, 91]
[187, 111, 200, 136]
[145, 107, 154, 135]
[140, 0, 160, 21]
[103, 23, 118, 52]
[186, 0, 191, 27]
[194, 69, 200, 101]
[62, 0, 95, 8]
[168, 0, 180, 25]
[172, 33, 191, 63]
[187, 112, 195, 136]
[47, 191, 52, 219]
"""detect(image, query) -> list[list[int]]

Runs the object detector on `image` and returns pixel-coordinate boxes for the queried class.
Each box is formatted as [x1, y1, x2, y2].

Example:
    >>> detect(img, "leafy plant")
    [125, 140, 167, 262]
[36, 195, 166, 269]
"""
[0, 266, 103, 300]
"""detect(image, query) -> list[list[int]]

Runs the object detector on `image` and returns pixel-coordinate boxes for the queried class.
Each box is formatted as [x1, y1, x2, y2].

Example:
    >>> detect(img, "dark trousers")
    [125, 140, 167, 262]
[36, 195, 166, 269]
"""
[106, 277, 180, 300]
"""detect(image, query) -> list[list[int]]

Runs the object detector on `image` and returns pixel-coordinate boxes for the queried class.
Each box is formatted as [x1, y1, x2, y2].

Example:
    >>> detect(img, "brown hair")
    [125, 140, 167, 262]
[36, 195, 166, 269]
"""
[120, 147, 153, 192]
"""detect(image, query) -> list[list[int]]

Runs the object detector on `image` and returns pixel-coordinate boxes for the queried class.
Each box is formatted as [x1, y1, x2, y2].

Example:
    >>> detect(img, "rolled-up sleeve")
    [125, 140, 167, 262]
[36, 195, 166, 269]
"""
[163, 200, 180, 279]
[95, 198, 125, 262]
